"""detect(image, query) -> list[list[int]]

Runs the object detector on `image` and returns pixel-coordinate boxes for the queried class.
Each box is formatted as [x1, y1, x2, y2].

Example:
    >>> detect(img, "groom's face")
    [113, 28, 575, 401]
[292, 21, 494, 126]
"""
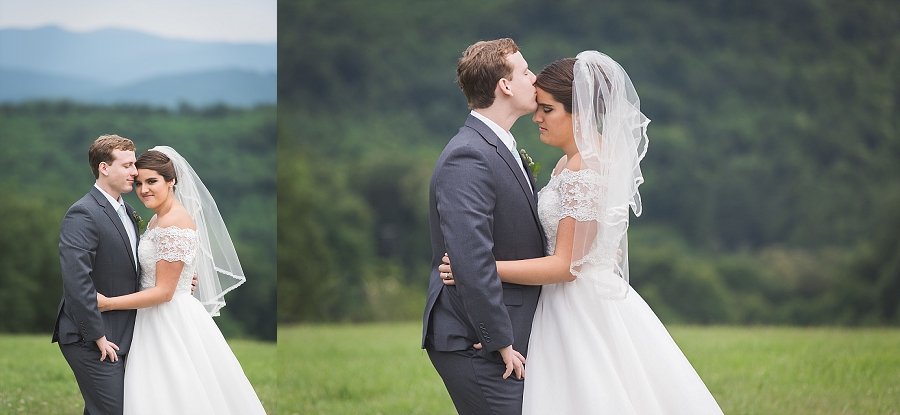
[505, 51, 538, 116]
[99, 149, 138, 194]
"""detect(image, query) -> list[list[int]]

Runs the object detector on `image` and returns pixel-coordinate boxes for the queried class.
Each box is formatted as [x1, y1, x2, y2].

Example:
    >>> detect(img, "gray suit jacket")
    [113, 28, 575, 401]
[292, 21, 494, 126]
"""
[422, 114, 546, 362]
[52, 186, 140, 355]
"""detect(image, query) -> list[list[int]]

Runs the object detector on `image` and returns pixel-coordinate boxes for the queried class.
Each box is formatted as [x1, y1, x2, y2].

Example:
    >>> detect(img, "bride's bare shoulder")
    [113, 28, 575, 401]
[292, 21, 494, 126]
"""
[552, 155, 568, 175]
[156, 206, 197, 231]
[564, 153, 583, 171]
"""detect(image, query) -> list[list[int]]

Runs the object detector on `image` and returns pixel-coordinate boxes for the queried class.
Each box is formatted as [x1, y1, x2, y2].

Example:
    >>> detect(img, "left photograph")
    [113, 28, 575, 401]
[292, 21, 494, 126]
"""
[0, 1, 277, 413]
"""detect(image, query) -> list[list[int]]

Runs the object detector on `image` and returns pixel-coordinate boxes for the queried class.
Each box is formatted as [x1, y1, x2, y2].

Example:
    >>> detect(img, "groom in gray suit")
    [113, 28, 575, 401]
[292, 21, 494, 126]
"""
[422, 38, 546, 414]
[53, 134, 141, 415]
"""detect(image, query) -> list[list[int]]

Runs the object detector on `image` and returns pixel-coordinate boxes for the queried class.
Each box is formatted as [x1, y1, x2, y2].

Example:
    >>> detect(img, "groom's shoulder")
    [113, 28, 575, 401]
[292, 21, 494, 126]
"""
[66, 190, 102, 215]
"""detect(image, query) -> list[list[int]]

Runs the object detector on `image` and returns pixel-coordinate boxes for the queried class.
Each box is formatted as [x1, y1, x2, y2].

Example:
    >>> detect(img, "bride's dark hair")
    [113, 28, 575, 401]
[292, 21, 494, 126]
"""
[135, 150, 177, 185]
[535, 58, 576, 113]
[537, 57, 612, 115]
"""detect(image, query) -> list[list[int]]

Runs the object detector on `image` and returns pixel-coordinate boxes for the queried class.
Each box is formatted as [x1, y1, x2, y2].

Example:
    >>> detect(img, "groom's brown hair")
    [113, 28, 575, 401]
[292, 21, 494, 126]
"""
[457, 38, 519, 109]
[89, 134, 136, 179]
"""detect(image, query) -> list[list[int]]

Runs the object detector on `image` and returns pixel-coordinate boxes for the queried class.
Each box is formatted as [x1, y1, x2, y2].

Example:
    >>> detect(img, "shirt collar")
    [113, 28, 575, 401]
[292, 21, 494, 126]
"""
[471, 110, 517, 153]
[94, 183, 125, 210]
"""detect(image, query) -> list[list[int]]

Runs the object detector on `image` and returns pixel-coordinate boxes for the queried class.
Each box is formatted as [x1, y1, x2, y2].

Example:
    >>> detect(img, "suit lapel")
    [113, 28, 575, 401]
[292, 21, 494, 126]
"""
[90, 187, 138, 273]
[466, 115, 541, 227]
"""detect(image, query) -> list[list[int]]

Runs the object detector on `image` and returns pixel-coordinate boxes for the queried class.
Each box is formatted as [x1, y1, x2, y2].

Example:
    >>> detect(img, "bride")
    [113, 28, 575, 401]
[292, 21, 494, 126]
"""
[442, 51, 723, 414]
[96, 146, 266, 414]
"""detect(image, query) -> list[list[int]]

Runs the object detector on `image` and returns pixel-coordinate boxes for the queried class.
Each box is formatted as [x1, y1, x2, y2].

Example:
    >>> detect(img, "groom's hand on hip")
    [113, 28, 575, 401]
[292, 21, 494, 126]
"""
[499, 345, 526, 380]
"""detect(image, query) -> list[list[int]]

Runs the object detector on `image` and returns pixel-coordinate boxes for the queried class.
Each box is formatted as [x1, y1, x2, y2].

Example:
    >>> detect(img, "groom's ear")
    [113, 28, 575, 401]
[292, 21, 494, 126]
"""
[497, 78, 513, 97]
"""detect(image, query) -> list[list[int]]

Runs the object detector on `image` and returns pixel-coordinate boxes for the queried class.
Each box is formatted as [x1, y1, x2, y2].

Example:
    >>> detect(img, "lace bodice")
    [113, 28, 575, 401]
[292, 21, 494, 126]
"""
[138, 226, 199, 294]
[537, 168, 607, 260]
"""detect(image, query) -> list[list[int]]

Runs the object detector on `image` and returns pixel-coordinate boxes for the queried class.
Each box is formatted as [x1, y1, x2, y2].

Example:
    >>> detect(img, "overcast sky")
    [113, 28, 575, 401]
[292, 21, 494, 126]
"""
[0, 0, 276, 43]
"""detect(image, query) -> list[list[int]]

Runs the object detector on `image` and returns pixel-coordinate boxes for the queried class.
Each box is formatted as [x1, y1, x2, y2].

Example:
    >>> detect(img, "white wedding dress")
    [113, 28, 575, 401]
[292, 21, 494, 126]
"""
[522, 169, 723, 414]
[123, 226, 266, 415]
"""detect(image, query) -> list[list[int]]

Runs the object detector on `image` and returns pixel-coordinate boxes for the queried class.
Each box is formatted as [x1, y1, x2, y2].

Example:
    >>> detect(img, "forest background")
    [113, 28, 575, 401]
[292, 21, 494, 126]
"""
[277, 0, 900, 326]
[0, 103, 277, 341]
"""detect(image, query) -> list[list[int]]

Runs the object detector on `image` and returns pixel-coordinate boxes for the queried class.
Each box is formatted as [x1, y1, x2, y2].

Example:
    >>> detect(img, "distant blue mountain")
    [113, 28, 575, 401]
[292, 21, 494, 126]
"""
[87, 69, 276, 107]
[0, 68, 106, 100]
[0, 67, 275, 108]
[0, 26, 276, 85]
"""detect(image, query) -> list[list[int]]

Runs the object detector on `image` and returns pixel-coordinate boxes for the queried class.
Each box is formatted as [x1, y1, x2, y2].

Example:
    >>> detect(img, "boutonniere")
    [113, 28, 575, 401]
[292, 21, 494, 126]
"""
[519, 148, 541, 180]
[132, 210, 147, 235]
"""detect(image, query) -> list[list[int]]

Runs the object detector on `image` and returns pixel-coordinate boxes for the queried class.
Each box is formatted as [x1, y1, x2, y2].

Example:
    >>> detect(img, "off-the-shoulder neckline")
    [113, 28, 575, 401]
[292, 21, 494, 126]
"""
[145, 225, 198, 233]
[550, 167, 595, 178]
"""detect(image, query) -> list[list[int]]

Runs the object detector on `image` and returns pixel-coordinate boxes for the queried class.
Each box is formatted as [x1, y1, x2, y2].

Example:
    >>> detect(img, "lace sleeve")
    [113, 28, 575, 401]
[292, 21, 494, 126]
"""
[154, 227, 199, 264]
[558, 169, 605, 222]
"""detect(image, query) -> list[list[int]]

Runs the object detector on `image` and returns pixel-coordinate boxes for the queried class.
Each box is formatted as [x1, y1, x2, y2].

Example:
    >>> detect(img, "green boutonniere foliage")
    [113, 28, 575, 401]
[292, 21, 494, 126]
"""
[132, 210, 147, 235]
[519, 148, 541, 180]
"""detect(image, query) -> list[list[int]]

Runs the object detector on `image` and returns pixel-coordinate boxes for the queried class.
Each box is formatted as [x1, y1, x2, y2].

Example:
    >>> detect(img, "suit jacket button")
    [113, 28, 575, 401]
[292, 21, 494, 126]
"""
[485, 336, 491, 342]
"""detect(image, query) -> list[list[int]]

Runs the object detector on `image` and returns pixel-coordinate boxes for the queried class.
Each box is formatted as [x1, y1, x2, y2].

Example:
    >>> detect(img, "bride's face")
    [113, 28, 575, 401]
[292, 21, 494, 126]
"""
[135, 168, 175, 210]
[532, 87, 574, 150]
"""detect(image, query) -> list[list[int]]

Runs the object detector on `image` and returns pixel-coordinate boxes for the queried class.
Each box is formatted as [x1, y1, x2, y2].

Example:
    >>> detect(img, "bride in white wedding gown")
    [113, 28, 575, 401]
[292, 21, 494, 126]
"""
[97, 146, 265, 414]
[442, 51, 723, 414]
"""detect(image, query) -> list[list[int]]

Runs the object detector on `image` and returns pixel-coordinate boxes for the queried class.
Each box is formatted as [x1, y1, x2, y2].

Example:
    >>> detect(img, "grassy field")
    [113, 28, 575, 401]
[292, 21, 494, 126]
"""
[277, 323, 900, 415]
[0, 335, 276, 414]
[4, 325, 898, 414]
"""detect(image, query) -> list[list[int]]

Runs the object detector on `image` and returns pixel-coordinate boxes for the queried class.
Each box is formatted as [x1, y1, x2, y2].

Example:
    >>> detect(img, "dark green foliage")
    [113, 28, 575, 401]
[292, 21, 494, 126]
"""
[0, 186, 63, 332]
[0, 102, 276, 340]
[277, 0, 900, 324]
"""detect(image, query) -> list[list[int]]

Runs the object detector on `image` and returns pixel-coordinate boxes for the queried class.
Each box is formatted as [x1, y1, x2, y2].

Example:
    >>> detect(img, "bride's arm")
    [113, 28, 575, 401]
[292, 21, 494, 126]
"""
[495, 216, 577, 285]
[97, 260, 183, 311]
[440, 216, 578, 286]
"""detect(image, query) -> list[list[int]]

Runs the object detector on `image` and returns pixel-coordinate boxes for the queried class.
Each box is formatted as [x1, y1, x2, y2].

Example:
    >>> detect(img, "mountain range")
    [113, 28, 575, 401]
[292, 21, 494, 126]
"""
[0, 26, 276, 107]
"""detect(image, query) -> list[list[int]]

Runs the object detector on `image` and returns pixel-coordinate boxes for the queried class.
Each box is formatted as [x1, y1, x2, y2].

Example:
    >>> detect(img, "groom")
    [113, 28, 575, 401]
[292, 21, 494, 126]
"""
[53, 134, 141, 414]
[422, 38, 546, 414]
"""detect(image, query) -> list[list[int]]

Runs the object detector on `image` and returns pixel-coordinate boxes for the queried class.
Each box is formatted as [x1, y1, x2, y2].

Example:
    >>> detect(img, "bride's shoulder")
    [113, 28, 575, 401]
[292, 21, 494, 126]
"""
[155, 207, 197, 232]
[563, 153, 583, 171]
[550, 155, 569, 176]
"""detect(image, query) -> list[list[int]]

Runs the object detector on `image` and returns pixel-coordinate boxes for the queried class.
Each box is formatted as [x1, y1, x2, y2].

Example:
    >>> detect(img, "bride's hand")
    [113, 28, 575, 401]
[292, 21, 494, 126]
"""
[439, 253, 455, 286]
[97, 292, 111, 312]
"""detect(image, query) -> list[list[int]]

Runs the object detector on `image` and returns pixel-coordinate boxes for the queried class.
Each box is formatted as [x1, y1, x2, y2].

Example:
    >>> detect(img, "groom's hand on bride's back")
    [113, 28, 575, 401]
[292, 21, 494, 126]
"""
[191, 274, 198, 293]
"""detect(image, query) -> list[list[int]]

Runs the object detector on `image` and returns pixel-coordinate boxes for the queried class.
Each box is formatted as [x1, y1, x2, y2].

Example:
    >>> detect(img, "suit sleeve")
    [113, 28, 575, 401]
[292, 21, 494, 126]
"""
[435, 144, 513, 353]
[58, 204, 105, 342]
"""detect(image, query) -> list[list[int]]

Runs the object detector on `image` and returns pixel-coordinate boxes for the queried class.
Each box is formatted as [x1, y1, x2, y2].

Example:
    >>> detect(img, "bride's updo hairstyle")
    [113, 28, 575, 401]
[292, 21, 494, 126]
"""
[536, 57, 612, 115]
[135, 150, 178, 186]
[535, 58, 576, 113]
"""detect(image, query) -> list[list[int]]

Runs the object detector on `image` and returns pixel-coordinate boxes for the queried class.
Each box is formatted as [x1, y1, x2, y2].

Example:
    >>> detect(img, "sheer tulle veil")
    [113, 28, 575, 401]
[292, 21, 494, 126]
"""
[569, 51, 649, 299]
[150, 146, 246, 316]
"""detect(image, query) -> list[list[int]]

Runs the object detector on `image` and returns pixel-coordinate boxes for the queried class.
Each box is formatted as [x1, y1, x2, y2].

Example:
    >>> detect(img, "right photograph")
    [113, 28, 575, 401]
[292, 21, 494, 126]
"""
[277, 1, 900, 414]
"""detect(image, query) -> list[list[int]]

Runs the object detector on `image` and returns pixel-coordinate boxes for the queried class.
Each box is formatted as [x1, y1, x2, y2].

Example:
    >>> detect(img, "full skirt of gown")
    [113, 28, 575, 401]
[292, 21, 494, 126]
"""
[522, 264, 723, 415]
[123, 292, 266, 415]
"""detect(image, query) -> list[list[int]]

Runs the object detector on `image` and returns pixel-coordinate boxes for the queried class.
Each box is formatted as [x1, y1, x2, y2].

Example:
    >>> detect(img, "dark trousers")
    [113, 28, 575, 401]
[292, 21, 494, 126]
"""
[427, 346, 524, 415]
[59, 341, 126, 415]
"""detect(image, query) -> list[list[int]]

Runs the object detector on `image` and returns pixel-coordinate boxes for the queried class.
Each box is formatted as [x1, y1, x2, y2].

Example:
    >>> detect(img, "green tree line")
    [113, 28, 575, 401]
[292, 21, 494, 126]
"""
[277, 0, 900, 325]
[0, 102, 276, 340]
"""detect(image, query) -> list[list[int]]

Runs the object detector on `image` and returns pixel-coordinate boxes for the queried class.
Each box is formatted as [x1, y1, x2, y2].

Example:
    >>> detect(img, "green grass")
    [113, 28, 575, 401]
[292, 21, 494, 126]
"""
[277, 323, 454, 415]
[277, 323, 900, 415]
[0, 335, 276, 414]
[5, 325, 899, 414]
